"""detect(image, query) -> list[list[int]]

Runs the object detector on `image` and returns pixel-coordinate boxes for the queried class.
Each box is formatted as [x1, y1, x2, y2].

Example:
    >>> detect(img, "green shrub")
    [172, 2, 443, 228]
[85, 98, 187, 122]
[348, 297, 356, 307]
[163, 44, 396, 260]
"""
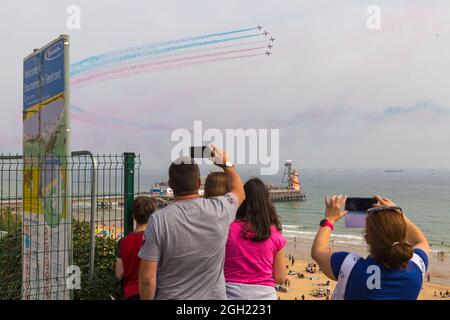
[73, 221, 122, 300]
[0, 207, 21, 233]
[0, 224, 21, 300]
[0, 221, 122, 300]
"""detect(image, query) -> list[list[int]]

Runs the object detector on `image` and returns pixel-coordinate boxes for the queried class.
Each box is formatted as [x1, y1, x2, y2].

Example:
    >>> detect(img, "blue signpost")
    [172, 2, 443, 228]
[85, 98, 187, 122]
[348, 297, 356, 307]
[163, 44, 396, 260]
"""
[22, 35, 71, 300]
[24, 40, 66, 110]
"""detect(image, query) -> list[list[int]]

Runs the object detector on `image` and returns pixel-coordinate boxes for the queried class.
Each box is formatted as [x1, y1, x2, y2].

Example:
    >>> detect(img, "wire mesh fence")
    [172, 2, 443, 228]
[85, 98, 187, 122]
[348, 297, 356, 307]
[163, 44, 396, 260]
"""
[0, 152, 141, 300]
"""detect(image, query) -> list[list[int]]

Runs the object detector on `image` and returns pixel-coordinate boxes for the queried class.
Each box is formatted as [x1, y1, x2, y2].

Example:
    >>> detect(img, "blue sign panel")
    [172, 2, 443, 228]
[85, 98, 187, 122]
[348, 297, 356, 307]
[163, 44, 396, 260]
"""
[22, 35, 70, 300]
[23, 39, 65, 110]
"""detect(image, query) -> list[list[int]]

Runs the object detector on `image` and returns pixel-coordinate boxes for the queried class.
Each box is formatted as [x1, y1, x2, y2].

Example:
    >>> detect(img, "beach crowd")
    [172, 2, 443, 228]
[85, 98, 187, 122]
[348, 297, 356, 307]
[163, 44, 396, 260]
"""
[114, 145, 430, 300]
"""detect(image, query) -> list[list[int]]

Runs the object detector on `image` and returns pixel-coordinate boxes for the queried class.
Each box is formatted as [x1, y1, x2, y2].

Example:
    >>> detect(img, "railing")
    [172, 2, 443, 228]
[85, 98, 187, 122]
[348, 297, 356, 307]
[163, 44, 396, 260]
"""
[0, 152, 141, 300]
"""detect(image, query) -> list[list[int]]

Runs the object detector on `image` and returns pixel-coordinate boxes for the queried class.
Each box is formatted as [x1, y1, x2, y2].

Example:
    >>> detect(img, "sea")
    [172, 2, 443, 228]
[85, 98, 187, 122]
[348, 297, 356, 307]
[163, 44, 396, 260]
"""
[273, 168, 450, 254]
[140, 167, 450, 253]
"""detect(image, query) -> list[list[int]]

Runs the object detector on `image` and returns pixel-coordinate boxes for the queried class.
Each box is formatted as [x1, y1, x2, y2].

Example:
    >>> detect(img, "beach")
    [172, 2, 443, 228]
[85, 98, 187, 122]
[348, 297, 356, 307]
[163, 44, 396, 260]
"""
[277, 238, 450, 300]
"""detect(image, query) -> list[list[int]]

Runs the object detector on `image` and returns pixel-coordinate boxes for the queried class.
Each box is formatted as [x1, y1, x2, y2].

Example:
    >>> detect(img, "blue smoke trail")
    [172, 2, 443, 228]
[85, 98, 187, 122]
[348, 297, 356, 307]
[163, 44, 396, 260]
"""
[109, 39, 267, 66]
[383, 101, 450, 117]
[71, 27, 256, 75]
[71, 33, 260, 77]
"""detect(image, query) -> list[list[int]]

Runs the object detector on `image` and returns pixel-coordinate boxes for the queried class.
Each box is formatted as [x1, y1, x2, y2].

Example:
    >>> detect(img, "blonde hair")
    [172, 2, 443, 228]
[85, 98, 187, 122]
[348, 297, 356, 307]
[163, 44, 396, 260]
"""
[204, 172, 229, 198]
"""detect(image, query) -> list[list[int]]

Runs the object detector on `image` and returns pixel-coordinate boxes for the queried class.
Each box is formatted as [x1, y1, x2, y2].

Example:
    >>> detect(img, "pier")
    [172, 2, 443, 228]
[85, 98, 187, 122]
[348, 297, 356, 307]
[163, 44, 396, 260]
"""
[0, 188, 307, 215]
[269, 189, 306, 202]
[146, 188, 306, 207]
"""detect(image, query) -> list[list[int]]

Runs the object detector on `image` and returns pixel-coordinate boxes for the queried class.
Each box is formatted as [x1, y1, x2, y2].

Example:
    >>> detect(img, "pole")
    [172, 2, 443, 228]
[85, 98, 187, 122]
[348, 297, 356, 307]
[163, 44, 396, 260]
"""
[123, 153, 135, 236]
[71, 151, 97, 280]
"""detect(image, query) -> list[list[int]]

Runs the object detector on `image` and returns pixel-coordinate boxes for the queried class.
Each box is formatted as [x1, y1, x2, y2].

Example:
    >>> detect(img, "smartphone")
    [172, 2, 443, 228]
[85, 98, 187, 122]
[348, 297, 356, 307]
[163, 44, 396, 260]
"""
[344, 197, 377, 228]
[190, 146, 211, 158]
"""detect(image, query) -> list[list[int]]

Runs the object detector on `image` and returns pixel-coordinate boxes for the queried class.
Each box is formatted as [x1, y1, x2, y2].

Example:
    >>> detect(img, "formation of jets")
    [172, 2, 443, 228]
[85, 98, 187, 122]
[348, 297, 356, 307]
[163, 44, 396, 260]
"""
[257, 25, 275, 57]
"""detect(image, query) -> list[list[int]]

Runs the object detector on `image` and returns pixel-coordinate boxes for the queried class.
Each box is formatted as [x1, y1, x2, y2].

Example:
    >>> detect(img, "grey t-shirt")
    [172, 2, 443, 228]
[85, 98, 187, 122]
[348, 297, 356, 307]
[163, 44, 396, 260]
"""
[138, 193, 238, 300]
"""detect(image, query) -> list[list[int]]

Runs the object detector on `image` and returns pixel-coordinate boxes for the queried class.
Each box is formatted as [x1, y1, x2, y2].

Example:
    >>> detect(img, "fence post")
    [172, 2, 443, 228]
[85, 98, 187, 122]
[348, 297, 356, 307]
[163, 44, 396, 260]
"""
[71, 151, 97, 280]
[123, 153, 135, 236]
[88, 154, 97, 280]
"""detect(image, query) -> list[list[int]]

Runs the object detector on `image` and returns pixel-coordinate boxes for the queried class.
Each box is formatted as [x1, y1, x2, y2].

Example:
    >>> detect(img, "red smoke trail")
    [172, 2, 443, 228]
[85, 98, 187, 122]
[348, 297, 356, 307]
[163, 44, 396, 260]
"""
[72, 110, 156, 133]
[72, 113, 125, 130]
[71, 27, 259, 76]
[91, 53, 264, 86]
[102, 39, 267, 68]
[72, 46, 266, 87]
[72, 104, 176, 133]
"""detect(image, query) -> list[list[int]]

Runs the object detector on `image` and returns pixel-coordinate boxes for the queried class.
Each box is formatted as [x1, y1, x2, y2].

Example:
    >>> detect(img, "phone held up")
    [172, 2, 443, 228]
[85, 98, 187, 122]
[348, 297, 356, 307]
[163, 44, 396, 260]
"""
[190, 146, 212, 159]
[344, 197, 377, 228]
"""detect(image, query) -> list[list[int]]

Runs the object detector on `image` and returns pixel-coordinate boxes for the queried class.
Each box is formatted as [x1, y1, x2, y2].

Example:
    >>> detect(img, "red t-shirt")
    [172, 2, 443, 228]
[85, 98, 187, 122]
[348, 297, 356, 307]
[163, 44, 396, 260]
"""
[118, 231, 144, 298]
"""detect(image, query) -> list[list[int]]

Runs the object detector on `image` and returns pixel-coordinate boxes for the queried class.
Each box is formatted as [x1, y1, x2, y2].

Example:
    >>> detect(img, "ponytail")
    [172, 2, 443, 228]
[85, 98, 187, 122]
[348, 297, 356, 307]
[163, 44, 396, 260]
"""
[373, 242, 414, 269]
[365, 210, 413, 269]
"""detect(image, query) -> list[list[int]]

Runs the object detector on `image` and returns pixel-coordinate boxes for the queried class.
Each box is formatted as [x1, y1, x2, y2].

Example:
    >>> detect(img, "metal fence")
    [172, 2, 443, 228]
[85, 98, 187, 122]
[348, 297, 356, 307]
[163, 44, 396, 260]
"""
[0, 151, 141, 300]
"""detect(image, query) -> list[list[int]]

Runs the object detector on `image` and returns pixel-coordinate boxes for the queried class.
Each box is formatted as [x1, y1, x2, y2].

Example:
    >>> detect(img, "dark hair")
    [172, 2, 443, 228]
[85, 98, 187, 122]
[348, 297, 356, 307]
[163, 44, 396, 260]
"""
[236, 178, 282, 241]
[132, 196, 156, 225]
[204, 172, 229, 198]
[168, 157, 200, 196]
[365, 209, 413, 269]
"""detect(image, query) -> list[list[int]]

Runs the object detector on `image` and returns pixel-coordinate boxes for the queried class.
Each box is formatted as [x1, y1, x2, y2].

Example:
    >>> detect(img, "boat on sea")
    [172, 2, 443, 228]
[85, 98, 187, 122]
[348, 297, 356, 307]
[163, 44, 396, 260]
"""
[385, 168, 403, 173]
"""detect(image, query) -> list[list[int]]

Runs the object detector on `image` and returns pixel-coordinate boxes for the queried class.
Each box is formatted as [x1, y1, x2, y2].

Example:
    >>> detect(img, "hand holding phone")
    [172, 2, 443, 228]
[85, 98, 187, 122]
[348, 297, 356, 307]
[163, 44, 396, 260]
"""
[344, 197, 377, 228]
[209, 144, 230, 167]
[190, 146, 211, 159]
[324, 195, 348, 224]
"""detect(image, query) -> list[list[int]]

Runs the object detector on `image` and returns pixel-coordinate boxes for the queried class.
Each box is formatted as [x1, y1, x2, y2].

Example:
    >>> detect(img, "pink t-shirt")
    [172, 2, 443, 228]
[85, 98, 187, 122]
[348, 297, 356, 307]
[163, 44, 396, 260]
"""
[224, 220, 287, 287]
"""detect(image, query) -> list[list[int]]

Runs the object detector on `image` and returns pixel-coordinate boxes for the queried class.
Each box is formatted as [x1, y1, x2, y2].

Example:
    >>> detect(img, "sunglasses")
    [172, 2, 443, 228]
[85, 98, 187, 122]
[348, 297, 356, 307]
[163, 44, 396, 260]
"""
[367, 206, 403, 215]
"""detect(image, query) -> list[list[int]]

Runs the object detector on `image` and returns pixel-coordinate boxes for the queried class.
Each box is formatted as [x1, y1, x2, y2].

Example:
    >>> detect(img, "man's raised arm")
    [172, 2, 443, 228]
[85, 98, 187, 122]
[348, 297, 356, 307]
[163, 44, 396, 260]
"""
[209, 144, 245, 207]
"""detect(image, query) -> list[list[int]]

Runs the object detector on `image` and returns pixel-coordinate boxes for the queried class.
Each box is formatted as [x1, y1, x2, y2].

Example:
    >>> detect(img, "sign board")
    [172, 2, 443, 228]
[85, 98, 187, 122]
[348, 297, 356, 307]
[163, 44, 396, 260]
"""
[22, 35, 71, 300]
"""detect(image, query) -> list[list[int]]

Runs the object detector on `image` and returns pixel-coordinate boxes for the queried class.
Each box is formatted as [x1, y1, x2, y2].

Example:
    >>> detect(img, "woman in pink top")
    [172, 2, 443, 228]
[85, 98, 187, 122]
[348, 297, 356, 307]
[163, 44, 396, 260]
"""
[224, 178, 287, 300]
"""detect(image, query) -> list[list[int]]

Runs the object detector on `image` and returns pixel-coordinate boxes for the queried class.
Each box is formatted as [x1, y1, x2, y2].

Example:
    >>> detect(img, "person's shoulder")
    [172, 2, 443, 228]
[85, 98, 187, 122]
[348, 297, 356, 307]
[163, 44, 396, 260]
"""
[118, 233, 133, 248]
[412, 248, 429, 270]
[227, 220, 244, 238]
[413, 248, 428, 261]
[230, 220, 248, 234]
[271, 225, 282, 233]
[143, 206, 172, 227]
[151, 203, 177, 217]
[331, 251, 351, 262]
[270, 225, 285, 239]
[120, 232, 135, 242]
[207, 192, 237, 204]
[120, 232, 143, 247]
[270, 225, 287, 250]
[223, 192, 238, 203]
[330, 251, 353, 279]
[230, 220, 244, 227]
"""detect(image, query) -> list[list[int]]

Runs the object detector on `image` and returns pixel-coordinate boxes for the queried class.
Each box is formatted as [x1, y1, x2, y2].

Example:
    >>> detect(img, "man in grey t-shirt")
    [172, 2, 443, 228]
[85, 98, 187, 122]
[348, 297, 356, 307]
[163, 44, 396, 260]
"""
[138, 145, 245, 300]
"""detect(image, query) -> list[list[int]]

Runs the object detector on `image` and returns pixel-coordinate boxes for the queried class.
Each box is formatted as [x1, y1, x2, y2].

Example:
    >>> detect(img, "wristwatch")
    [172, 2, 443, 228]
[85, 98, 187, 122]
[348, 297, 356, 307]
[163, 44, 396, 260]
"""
[222, 161, 234, 169]
[319, 219, 334, 231]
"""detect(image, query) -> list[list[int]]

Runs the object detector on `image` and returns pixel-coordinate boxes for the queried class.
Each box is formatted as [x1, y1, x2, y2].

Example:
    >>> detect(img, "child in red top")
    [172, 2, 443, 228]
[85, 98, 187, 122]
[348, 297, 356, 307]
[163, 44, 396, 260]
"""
[115, 196, 156, 299]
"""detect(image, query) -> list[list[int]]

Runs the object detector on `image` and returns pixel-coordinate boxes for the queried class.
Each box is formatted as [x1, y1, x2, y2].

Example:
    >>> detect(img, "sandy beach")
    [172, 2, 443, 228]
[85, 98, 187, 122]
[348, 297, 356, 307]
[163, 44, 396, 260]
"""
[277, 238, 450, 300]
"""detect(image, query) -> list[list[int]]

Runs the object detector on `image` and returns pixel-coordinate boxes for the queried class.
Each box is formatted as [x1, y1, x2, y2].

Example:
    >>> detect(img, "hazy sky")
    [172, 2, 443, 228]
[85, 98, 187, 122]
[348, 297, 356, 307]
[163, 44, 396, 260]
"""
[1, 0, 450, 172]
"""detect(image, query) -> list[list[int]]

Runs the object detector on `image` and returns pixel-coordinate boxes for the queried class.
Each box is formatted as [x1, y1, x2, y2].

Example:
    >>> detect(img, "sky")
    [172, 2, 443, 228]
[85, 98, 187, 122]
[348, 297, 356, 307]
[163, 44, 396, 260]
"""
[1, 0, 450, 174]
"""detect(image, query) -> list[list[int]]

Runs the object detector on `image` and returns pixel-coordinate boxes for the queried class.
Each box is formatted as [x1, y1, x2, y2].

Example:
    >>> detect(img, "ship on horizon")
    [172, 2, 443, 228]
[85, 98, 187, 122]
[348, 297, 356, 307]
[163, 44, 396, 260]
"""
[385, 168, 403, 173]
